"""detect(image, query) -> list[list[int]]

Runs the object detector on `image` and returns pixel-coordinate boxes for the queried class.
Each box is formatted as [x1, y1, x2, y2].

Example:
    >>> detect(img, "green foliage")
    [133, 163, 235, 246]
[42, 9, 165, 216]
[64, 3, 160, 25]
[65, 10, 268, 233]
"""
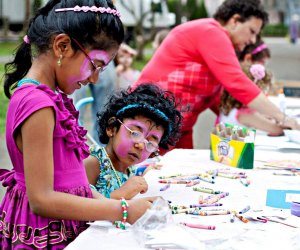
[167, 0, 208, 22]
[166, 0, 177, 13]
[0, 64, 8, 134]
[261, 24, 288, 37]
[0, 41, 18, 56]
[187, 0, 208, 20]
[32, 0, 43, 14]
[132, 54, 152, 72]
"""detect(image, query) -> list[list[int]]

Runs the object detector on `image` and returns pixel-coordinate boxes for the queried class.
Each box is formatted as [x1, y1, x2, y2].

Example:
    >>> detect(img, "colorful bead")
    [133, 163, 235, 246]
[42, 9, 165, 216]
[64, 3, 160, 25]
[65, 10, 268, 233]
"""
[114, 197, 128, 230]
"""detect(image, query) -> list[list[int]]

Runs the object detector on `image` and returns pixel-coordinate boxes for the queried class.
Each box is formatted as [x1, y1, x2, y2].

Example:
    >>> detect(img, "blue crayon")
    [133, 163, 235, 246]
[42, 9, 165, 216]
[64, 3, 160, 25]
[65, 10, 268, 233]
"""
[239, 205, 250, 214]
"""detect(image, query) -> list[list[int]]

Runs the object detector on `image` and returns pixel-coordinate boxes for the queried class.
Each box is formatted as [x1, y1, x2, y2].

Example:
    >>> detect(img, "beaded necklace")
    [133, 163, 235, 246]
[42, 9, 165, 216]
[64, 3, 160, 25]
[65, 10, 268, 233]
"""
[103, 148, 122, 188]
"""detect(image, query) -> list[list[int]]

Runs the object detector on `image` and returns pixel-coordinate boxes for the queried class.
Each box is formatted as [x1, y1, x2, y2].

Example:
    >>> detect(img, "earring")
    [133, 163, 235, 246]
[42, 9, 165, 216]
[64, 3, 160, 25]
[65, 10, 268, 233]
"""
[57, 54, 62, 66]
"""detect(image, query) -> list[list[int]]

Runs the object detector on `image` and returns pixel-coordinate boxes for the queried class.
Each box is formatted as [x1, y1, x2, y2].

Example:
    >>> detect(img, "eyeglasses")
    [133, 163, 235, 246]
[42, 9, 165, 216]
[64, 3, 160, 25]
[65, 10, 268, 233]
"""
[117, 119, 159, 153]
[72, 38, 106, 73]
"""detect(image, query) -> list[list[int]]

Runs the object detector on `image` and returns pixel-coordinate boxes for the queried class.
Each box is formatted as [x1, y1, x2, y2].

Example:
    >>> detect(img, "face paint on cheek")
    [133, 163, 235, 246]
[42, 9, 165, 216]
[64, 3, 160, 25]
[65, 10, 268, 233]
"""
[67, 58, 92, 85]
[140, 151, 151, 162]
[114, 128, 134, 158]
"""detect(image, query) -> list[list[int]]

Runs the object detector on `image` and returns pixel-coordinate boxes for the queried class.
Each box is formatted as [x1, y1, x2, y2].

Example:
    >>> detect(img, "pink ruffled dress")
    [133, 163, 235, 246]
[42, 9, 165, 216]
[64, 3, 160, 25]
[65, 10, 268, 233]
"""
[0, 84, 93, 249]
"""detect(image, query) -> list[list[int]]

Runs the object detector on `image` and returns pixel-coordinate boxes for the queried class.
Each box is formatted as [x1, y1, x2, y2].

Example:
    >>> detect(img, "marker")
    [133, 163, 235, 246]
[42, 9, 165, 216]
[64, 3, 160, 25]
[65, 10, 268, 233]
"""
[180, 222, 216, 230]
[239, 205, 250, 214]
[160, 184, 170, 191]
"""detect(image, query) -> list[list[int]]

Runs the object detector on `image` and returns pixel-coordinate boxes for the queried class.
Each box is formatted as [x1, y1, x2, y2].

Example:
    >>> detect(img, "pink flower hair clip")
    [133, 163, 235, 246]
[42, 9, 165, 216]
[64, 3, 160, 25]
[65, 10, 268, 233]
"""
[250, 64, 265, 83]
[23, 35, 30, 44]
[55, 5, 121, 17]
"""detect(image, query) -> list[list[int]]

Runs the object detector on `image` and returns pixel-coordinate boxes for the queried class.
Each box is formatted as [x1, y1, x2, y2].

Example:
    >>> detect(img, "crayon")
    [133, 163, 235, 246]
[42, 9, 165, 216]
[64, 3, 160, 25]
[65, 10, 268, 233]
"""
[197, 176, 215, 184]
[193, 187, 221, 194]
[186, 180, 200, 187]
[160, 184, 170, 191]
[177, 176, 200, 181]
[159, 174, 181, 179]
[239, 205, 250, 214]
[190, 203, 223, 208]
[234, 213, 249, 223]
[239, 178, 249, 187]
[172, 208, 193, 214]
[204, 196, 220, 204]
[200, 210, 230, 216]
[273, 172, 296, 176]
[217, 173, 239, 179]
[159, 180, 190, 184]
[230, 214, 235, 223]
[171, 205, 187, 210]
[256, 217, 268, 223]
[180, 222, 216, 230]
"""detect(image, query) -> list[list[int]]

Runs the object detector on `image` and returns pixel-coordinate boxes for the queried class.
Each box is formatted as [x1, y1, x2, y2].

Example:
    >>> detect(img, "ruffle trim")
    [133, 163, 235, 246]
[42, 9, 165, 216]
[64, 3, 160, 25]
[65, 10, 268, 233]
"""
[37, 85, 90, 160]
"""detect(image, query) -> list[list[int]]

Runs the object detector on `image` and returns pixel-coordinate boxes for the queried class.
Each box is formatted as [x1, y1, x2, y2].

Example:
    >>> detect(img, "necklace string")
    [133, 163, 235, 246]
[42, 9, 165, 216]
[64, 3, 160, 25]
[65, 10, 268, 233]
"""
[103, 149, 122, 188]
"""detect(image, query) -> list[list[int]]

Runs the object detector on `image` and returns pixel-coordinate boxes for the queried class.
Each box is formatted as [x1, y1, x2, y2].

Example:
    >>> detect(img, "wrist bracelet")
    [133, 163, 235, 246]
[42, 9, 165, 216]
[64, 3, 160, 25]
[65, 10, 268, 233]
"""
[114, 197, 128, 230]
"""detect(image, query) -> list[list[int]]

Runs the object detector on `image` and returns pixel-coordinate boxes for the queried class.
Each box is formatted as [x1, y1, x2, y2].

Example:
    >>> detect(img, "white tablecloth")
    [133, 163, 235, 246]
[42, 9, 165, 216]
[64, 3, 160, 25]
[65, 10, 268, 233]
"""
[66, 139, 300, 250]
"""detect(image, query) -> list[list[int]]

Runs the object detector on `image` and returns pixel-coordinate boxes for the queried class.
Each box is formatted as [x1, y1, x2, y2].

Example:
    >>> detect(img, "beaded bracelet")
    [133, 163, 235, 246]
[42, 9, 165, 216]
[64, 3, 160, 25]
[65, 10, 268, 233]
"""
[114, 197, 128, 230]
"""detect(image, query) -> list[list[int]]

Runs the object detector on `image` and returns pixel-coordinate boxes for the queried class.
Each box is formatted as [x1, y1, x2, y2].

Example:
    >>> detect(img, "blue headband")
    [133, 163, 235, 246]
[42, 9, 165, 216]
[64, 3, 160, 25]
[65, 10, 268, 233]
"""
[116, 104, 172, 134]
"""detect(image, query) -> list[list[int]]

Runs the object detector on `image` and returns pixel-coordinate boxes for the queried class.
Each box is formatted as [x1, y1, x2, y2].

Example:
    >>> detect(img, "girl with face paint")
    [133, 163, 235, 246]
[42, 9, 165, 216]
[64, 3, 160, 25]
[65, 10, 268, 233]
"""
[84, 84, 183, 199]
[1, 1, 162, 248]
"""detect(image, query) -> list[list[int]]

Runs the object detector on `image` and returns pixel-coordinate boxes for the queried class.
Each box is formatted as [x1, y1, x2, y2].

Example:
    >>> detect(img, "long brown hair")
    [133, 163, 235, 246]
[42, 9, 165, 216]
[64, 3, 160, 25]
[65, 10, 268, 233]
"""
[220, 62, 272, 115]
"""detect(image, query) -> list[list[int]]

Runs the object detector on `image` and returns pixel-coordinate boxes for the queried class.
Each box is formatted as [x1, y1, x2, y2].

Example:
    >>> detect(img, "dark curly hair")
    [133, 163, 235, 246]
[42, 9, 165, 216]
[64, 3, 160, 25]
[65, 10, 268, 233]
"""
[96, 83, 183, 149]
[220, 62, 272, 115]
[213, 0, 268, 28]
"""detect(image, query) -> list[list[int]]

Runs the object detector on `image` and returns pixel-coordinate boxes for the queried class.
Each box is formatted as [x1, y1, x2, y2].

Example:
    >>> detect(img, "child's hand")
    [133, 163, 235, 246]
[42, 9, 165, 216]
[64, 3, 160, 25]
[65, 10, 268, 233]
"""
[142, 163, 163, 176]
[113, 176, 148, 199]
[127, 196, 160, 224]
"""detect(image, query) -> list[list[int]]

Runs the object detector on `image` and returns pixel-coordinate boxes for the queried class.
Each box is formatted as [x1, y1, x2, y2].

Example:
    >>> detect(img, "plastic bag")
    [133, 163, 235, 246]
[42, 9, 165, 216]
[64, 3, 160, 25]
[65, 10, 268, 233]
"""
[132, 198, 205, 249]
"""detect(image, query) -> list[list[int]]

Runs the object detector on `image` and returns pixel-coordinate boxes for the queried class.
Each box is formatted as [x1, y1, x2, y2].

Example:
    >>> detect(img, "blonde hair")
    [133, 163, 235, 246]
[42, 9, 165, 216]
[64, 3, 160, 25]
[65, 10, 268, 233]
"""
[220, 62, 272, 115]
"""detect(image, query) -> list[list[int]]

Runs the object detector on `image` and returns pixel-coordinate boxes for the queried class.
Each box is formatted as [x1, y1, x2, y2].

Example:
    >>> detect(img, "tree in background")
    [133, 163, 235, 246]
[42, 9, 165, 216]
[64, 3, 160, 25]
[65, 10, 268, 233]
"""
[32, 0, 43, 14]
[118, 0, 159, 60]
[167, 0, 208, 24]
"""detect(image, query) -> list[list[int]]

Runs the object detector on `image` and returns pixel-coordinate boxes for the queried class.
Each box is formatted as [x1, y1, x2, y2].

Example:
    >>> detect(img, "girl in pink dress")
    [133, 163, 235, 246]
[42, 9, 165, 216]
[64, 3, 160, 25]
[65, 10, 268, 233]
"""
[218, 63, 283, 135]
[0, 1, 156, 249]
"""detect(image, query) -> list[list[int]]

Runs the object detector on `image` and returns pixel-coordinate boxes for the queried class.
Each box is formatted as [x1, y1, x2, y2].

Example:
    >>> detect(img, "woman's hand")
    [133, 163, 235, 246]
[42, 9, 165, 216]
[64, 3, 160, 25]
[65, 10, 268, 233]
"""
[280, 116, 300, 130]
